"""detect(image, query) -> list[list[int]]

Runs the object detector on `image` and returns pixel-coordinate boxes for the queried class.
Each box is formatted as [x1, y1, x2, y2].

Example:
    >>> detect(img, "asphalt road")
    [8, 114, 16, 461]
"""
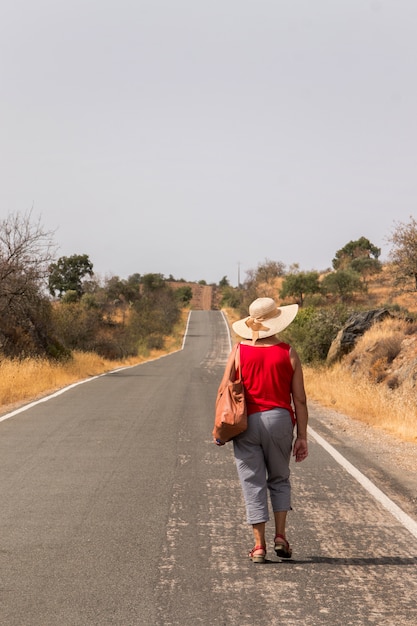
[1, 311, 417, 626]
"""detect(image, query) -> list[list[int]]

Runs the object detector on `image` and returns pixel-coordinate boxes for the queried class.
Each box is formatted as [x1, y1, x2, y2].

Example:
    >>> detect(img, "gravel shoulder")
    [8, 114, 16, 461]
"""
[309, 400, 417, 521]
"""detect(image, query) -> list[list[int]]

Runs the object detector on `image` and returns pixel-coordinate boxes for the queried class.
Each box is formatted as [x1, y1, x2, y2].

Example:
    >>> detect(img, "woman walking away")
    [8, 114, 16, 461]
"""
[215, 297, 308, 563]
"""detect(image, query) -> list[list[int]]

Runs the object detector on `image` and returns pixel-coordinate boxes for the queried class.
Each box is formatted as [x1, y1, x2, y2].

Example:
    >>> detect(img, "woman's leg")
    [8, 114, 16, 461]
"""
[249, 521, 267, 561]
[273, 510, 292, 557]
[274, 510, 287, 537]
[252, 522, 266, 547]
[233, 413, 269, 525]
[261, 409, 294, 515]
[262, 411, 294, 558]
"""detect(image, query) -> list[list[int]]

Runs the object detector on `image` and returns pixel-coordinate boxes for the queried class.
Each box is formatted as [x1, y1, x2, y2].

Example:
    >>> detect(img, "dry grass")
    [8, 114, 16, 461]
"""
[0, 310, 188, 415]
[304, 316, 417, 442]
[0, 350, 174, 413]
[304, 363, 417, 442]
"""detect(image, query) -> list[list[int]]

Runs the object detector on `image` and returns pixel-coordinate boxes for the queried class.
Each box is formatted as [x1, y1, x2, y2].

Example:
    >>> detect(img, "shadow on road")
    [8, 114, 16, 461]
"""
[260, 555, 417, 566]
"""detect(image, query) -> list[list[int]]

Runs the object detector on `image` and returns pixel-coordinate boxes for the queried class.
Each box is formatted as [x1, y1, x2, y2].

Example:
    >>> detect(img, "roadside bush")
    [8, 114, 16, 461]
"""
[51, 302, 104, 351]
[127, 283, 181, 354]
[281, 305, 351, 364]
[220, 286, 244, 309]
[321, 269, 365, 302]
[88, 330, 128, 360]
[62, 290, 79, 304]
[0, 295, 65, 359]
[144, 335, 165, 351]
[175, 286, 193, 305]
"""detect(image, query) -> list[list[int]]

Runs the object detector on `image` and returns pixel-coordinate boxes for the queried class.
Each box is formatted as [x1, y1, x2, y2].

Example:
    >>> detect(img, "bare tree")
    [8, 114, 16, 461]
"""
[0, 210, 57, 356]
[387, 216, 417, 290]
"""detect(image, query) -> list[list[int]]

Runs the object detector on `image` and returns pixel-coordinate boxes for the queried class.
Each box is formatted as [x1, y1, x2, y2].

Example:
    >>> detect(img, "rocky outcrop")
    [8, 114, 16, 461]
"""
[326, 309, 392, 365]
[384, 334, 417, 390]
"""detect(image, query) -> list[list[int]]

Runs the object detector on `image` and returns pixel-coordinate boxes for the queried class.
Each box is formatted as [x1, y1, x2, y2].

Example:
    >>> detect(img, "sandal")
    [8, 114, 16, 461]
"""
[249, 545, 266, 563]
[274, 534, 292, 559]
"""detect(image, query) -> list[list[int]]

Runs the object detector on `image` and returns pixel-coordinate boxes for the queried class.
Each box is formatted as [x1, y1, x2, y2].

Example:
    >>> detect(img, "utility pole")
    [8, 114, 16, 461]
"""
[237, 261, 241, 288]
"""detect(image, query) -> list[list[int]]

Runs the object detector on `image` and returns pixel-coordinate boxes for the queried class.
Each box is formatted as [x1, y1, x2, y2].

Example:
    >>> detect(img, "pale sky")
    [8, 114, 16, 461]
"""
[1, 0, 416, 286]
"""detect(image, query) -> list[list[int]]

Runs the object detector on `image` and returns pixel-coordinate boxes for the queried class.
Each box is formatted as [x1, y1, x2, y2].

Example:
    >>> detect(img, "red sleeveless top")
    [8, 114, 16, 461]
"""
[239, 343, 295, 423]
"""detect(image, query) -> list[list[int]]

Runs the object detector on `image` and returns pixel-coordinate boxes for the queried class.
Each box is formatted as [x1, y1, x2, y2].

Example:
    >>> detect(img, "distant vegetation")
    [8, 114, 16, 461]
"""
[219, 226, 417, 365]
[1, 210, 416, 364]
[0, 211, 187, 360]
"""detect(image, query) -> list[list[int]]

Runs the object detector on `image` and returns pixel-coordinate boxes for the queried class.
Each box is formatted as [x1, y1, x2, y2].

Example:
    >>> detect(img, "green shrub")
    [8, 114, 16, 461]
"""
[220, 286, 243, 309]
[281, 305, 351, 363]
[175, 286, 193, 305]
[145, 335, 165, 351]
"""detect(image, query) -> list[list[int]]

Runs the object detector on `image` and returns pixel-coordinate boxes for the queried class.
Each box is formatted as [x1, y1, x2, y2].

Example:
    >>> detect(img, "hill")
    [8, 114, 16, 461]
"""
[303, 269, 417, 442]
[225, 264, 417, 442]
[168, 282, 218, 310]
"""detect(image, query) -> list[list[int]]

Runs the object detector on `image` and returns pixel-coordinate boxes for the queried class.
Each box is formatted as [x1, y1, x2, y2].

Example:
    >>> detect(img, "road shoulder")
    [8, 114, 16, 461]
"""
[308, 401, 417, 521]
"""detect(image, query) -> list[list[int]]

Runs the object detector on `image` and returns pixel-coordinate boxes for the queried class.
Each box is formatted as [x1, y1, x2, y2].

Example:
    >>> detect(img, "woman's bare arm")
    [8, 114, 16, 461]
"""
[290, 347, 309, 462]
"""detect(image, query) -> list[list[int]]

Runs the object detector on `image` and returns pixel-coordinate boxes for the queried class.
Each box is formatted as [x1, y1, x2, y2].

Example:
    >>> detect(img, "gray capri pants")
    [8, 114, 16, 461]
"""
[233, 408, 294, 525]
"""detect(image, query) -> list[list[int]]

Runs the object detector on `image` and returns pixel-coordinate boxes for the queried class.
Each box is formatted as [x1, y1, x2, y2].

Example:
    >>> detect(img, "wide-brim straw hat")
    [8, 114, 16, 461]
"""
[232, 298, 299, 342]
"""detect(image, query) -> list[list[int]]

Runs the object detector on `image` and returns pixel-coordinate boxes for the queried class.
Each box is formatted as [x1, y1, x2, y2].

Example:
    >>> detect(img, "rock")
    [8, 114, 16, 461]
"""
[326, 309, 392, 365]
[385, 334, 417, 390]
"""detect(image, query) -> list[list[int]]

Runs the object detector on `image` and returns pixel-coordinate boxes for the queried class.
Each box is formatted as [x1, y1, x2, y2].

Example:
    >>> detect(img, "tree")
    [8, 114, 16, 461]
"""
[388, 216, 417, 290]
[321, 269, 364, 302]
[332, 237, 381, 270]
[129, 277, 180, 350]
[250, 258, 286, 284]
[0, 210, 59, 357]
[141, 273, 165, 292]
[175, 285, 193, 305]
[104, 273, 141, 304]
[242, 258, 286, 308]
[0, 210, 56, 299]
[220, 285, 243, 309]
[48, 254, 94, 299]
[349, 256, 382, 286]
[280, 271, 320, 306]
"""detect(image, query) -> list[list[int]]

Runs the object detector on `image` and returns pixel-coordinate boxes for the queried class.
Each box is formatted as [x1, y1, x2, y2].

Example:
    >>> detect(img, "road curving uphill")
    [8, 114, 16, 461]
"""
[169, 281, 216, 310]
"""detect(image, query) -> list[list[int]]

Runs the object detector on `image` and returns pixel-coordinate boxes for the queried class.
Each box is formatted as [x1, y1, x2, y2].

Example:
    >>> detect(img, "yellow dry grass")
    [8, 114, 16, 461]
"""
[305, 316, 417, 442]
[0, 310, 188, 415]
[304, 363, 417, 442]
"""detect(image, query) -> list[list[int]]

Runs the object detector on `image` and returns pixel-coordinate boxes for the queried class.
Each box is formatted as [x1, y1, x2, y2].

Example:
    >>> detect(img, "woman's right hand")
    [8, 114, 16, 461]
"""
[293, 436, 308, 462]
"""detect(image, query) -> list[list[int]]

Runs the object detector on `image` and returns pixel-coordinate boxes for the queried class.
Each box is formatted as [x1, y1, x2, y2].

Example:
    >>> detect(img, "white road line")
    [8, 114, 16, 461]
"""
[0, 313, 192, 425]
[0, 375, 106, 423]
[309, 426, 417, 540]
[181, 311, 192, 350]
[1, 311, 197, 426]
[220, 310, 233, 351]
